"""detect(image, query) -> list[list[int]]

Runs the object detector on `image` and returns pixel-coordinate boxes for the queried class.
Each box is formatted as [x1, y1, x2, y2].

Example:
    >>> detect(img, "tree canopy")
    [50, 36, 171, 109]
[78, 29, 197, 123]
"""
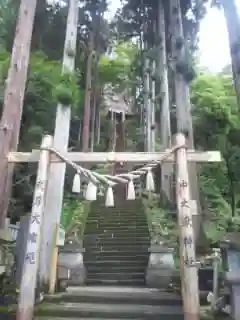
[0, 0, 239, 246]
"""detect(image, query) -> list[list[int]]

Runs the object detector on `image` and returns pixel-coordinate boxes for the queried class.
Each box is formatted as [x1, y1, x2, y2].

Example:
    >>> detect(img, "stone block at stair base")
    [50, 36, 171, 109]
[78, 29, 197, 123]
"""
[57, 240, 86, 286]
[146, 246, 175, 289]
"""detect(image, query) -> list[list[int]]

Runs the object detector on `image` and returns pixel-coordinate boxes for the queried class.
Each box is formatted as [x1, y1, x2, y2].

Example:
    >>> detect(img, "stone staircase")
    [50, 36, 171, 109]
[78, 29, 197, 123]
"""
[34, 198, 184, 319]
[83, 199, 150, 286]
[35, 286, 184, 319]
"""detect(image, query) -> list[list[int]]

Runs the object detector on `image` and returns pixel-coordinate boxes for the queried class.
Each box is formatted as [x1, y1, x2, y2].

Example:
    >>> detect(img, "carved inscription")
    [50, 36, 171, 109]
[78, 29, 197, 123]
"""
[25, 179, 44, 264]
[177, 177, 195, 267]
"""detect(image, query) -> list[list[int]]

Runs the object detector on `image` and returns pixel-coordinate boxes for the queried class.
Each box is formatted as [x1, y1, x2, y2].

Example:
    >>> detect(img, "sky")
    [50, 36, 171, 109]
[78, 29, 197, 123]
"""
[106, 0, 240, 73]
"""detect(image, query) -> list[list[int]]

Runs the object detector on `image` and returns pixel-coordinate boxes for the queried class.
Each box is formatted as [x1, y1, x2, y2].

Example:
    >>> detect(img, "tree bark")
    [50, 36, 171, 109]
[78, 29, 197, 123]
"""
[170, 0, 201, 243]
[82, 31, 94, 151]
[158, 0, 172, 201]
[221, 0, 240, 107]
[39, 0, 79, 289]
[0, 0, 37, 228]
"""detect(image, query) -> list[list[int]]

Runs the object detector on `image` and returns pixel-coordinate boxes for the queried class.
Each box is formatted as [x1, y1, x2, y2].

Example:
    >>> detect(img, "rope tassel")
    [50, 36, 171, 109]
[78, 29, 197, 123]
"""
[146, 168, 155, 191]
[72, 172, 81, 193]
[85, 181, 97, 201]
[105, 186, 114, 207]
[127, 178, 135, 200]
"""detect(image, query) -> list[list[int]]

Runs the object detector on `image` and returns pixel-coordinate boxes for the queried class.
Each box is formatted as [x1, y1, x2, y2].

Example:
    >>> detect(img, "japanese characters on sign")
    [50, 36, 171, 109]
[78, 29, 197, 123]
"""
[182, 215, 192, 227]
[24, 179, 44, 265]
[25, 252, 36, 265]
[178, 178, 196, 267]
[183, 235, 193, 247]
[180, 180, 188, 189]
[184, 254, 195, 267]
[183, 235, 195, 266]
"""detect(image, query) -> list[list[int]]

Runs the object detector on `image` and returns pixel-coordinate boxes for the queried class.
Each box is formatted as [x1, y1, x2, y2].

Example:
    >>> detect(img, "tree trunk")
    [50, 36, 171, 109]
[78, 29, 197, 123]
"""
[39, 0, 79, 289]
[150, 59, 156, 152]
[82, 31, 94, 152]
[90, 48, 100, 151]
[90, 83, 97, 152]
[0, 0, 37, 228]
[170, 0, 201, 243]
[158, 0, 172, 201]
[143, 54, 151, 152]
[221, 0, 240, 107]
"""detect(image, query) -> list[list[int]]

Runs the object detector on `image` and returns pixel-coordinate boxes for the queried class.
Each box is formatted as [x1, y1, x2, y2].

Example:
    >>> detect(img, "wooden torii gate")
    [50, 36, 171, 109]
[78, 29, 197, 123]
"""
[9, 133, 221, 320]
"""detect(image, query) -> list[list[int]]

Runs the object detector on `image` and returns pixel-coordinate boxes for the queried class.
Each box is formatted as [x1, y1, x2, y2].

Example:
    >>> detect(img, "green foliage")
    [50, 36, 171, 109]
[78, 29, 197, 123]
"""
[0, 0, 18, 47]
[191, 73, 240, 243]
[53, 72, 81, 108]
[0, 0, 238, 252]
[99, 41, 137, 86]
[0, 46, 10, 81]
[142, 195, 177, 245]
[61, 198, 90, 239]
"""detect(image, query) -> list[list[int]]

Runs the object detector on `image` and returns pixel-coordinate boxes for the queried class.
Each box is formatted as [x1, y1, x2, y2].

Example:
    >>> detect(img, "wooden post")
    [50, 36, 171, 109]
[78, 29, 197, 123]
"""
[16, 214, 31, 287]
[16, 135, 52, 320]
[49, 223, 59, 294]
[175, 133, 200, 320]
[212, 248, 220, 310]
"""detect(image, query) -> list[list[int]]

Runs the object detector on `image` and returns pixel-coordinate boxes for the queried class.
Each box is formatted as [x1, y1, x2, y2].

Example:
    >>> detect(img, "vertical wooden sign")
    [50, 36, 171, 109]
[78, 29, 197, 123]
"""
[16, 135, 52, 320]
[175, 133, 200, 320]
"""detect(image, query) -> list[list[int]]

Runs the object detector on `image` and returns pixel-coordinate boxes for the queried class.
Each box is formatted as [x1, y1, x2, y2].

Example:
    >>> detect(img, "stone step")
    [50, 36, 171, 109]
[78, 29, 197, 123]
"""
[36, 318, 149, 320]
[44, 286, 182, 306]
[86, 218, 148, 225]
[84, 251, 149, 258]
[84, 259, 148, 267]
[36, 302, 183, 319]
[93, 232, 149, 238]
[86, 265, 146, 273]
[84, 244, 149, 252]
[84, 256, 149, 264]
[90, 206, 145, 212]
[84, 226, 149, 233]
[90, 209, 146, 215]
[86, 271, 145, 280]
[94, 234, 150, 240]
[92, 239, 150, 245]
[90, 199, 144, 209]
[84, 278, 146, 286]
[85, 243, 149, 250]
[85, 223, 147, 230]
[89, 211, 146, 215]
[84, 233, 150, 244]
[89, 210, 146, 216]
[84, 232, 150, 239]
[86, 219, 147, 224]
[84, 235, 149, 243]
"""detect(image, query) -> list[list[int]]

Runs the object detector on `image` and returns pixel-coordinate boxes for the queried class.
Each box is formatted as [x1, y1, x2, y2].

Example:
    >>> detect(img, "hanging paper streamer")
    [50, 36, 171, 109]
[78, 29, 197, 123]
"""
[85, 181, 97, 201]
[127, 178, 135, 200]
[146, 168, 155, 191]
[72, 171, 81, 193]
[105, 186, 114, 207]
[97, 185, 105, 197]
